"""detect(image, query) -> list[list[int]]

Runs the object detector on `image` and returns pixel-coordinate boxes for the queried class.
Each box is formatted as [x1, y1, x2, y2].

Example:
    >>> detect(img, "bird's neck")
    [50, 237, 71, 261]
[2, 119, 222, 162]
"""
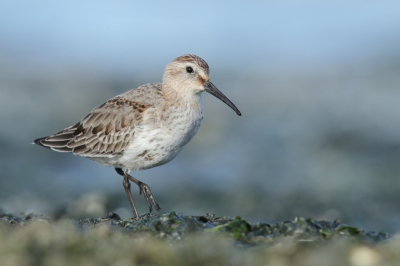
[159, 84, 203, 122]
[162, 84, 202, 108]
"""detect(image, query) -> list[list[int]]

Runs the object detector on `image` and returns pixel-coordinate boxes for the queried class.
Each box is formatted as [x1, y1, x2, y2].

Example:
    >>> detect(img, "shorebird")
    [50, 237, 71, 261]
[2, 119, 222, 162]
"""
[34, 54, 241, 219]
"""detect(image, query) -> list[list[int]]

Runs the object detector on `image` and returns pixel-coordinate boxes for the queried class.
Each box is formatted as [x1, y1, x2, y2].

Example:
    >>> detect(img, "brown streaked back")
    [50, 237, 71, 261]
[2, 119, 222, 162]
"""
[34, 98, 152, 156]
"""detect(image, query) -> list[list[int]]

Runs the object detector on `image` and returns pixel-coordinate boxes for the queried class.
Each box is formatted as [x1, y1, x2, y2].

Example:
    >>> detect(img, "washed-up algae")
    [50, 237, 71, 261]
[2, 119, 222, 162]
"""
[0, 210, 398, 266]
[75, 212, 390, 245]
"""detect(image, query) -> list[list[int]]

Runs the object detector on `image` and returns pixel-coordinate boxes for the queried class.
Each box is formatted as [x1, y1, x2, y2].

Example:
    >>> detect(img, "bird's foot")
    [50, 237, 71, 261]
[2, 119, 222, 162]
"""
[138, 182, 162, 212]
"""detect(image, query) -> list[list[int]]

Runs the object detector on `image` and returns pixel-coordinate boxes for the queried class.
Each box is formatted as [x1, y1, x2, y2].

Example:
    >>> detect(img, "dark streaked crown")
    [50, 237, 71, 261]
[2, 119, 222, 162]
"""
[172, 54, 209, 74]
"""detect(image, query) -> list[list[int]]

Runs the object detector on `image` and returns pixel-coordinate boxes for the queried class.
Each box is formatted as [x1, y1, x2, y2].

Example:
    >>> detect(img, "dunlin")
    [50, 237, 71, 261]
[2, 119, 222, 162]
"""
[34, 54, 241, 219]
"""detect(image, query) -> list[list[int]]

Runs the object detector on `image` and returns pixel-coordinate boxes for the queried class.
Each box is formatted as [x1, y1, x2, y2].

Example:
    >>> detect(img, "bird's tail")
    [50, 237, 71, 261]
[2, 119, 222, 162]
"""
[33, 137, 51, 148]
[32, 123, 80, 152]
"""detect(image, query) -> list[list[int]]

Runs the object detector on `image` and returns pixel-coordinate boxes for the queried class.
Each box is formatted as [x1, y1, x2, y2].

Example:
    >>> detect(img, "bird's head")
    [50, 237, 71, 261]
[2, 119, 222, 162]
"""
[163, 54, 241, 116]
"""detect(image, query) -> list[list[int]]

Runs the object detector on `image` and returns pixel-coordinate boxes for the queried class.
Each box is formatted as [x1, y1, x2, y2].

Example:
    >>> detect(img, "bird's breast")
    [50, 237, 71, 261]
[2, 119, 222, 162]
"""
[157, 97, 204, 153]
[119, 95, 204, 170]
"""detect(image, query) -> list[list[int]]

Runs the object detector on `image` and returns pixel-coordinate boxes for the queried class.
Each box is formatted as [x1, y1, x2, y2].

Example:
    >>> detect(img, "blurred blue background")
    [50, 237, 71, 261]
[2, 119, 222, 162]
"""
[1, 1, 400, 232]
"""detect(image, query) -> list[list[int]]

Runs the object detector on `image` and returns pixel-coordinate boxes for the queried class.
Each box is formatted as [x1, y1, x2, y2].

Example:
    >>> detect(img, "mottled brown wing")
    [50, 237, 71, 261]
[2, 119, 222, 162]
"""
[35, 98, 151, 156]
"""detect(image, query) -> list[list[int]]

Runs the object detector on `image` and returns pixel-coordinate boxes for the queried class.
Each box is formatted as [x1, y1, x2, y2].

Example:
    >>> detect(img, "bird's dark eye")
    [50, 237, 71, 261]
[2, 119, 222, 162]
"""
[186, 66, 193, 73]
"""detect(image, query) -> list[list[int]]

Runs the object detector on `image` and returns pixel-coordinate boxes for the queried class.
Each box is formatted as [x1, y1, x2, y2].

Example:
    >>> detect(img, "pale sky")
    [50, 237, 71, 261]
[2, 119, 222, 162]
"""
[1, 1, 400, 73]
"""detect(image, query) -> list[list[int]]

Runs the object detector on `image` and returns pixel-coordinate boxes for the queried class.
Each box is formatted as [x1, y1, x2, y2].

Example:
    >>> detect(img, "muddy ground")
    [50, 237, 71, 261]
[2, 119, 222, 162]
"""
[0, 210, 398, 266]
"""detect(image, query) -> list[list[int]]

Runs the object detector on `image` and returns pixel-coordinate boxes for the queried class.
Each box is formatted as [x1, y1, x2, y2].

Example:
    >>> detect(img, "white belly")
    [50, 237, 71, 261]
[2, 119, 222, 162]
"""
[90, 98, 204, 170]
[122, 114, 202, 169]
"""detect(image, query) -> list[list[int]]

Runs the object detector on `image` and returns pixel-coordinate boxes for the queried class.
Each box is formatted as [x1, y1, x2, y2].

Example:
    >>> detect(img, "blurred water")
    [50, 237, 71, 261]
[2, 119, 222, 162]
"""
[1, 1, 400, 233]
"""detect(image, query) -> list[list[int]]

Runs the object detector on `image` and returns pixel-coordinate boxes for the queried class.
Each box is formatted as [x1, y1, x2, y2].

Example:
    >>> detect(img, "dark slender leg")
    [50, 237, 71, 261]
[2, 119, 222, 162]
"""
[121, 171, 140, 219]
[115, 168, 162, 214]
[127, 175, 162, 212]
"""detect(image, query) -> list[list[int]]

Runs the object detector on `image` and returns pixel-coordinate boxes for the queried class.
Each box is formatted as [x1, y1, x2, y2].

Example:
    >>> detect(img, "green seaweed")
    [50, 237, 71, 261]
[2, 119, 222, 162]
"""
[0, 211, 397, 266]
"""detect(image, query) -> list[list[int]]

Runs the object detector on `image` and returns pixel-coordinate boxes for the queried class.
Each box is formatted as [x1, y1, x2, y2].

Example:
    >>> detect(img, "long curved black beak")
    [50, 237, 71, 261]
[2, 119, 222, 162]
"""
[204, 80, 242, 116]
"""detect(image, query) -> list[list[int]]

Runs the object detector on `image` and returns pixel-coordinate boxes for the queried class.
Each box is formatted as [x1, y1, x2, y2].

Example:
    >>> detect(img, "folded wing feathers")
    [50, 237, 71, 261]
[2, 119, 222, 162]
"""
[36, 99, 151, 156]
